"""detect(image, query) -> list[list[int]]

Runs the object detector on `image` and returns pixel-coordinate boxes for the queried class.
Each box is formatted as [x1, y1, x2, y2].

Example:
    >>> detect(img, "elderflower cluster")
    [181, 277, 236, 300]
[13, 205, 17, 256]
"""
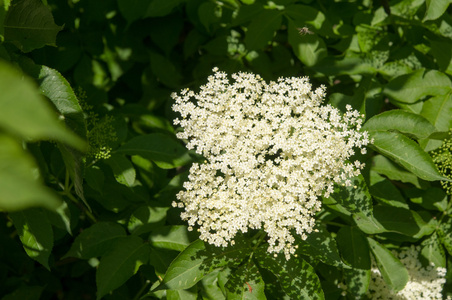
[367, 245, 449, 299]
[171, 68, 370, 259]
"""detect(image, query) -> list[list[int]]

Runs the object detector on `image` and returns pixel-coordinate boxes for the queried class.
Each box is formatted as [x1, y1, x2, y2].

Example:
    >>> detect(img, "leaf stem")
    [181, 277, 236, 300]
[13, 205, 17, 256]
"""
[133, 279, 150, 300]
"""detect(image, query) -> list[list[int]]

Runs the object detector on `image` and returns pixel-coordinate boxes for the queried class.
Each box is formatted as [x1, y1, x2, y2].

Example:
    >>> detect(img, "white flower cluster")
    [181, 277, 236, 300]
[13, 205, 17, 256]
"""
[171, 68, 370, 259]
[367, 245, 448, 299]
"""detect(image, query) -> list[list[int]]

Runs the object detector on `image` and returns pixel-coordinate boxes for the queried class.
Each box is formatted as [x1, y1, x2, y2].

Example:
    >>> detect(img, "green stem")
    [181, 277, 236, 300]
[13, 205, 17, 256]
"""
[321, 221, 346, 228]
[132, 279, 151, 300]
[248, 229, 267, 261]
[59, 170, 97, 223]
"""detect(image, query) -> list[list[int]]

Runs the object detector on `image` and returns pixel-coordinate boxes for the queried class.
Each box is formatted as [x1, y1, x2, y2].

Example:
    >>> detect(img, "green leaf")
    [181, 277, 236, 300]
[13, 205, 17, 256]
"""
[327, 175, 373, 217]
[9, 208, 53, 270]
[296, 224, 346, 268]
[198, 2, 222, 33]
[343, 268, 371, 298]
[407, 187, 448, 211]
[58, 143, 88, 210]
[96, 235, 150, 300]
[383, 69, 451, 104]
[128, 204, 169, 236]
[148, 246, 179, 278]
[2, 285, 44, 300]
[421, 93, 452, 132]
[154, 239, 251, 290]
[353, 213, 387, 235]
[105, 154, 136, 187]
[311, 55, 376, 76]
[371, 155, 423, 188]
[149, 51, 182, 88]
[224, 262, 266, 300]
[421, 233, 446, 268]
[149, 225, 198, 251]
[117, 0, 149, 24]
[0, 0, 12, 42]
[0, 60, 85, 150]
[47, 201, 72, 235]
[283, 4, 333, 37]
[438, 216, 452, 256]
[208, 270, 229, 300]
[429, 39, 452, 73]
[369, 131, 448, 181]
[369, 171, 409, 209]
[167, 287, 198, 300]
[368, 238, 409, 292]
[288, 22, 326, 67]
[254, 248, 324, 300]
[336, 226, 371, 269]
[64, 222, 126, 259]
[145, 0, 185, 17]
[363, 205, 425, 237]
[244, 10, 282, 50]
[0, 134, 62, 211]
[363, 110, 437, 140]
[33, 64, 87, 142]
[149, 15, 183, 55]
[4, 0, 63, 52]
[116, 133, 191, 169]
[20, 60, 88, 195]
[84, 165, 105, 194]
[424, 0, 452, 21]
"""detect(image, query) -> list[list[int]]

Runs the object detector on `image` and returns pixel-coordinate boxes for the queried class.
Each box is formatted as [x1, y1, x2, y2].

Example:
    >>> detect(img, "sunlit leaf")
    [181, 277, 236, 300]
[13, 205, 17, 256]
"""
[9, 208, 53, 270]
[0, 134, 62, 211]
[369, 131, 448, 181]
[154, 239, 251, 290]
[406, 187, 448, 211]
[424, 0, 451, 21]
[224, 262, 266, 300]
[166, 287, 198, 300]
[296, 224, 346, 268]
[363, 109, 437, 140]
[255, 248, 324, 299]
[149, 225, 198, 251]
[354, 205, 428, 238]
[368, 238, 409, 292]
[105, 154, 136, 187]
[0, 60, 85, 149]
[383, 69, 451, 104]
[370, 155, 423, 188]
[288, 22, 327, 67]
[327, 175, 373, 217]
[421, 233, 446, 268]
[421, 93, 452, 131]
[343, 268, 371, 298]
[369, 171, 409, 209]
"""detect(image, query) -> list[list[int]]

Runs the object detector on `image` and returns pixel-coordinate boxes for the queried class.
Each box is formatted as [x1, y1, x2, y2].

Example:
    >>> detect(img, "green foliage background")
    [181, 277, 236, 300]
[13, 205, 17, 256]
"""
[1, 0, 452, 299]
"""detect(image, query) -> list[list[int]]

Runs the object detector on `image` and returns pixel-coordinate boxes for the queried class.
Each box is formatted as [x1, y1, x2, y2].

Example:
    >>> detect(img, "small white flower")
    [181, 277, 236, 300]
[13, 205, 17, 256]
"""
[172, 68, 370, 259]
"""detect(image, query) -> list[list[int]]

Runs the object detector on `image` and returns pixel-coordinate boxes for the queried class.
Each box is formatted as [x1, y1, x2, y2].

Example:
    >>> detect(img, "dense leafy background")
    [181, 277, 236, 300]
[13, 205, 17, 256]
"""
[1, 0, 452, 299]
